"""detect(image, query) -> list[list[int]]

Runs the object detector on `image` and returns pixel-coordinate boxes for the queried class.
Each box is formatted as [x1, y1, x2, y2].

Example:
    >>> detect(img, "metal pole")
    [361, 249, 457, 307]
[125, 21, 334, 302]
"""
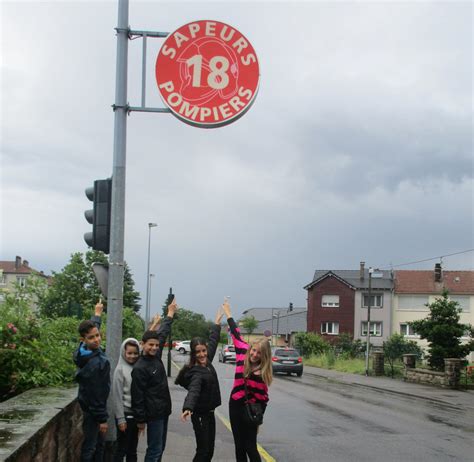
[141, 33, 147, 107]
[105, 0, 129, 445]
[276, 312, 280, 346]
[149, 273, 155, 320]
[145, 223, 157, 325]
[271, 308, 274, 345]
[365, 268, 373, 376]
[167, 287, 173, 377]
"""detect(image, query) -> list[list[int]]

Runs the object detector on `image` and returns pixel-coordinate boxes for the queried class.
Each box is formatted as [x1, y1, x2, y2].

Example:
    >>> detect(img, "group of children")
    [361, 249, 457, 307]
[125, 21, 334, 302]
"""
[74, 297, 272, 462]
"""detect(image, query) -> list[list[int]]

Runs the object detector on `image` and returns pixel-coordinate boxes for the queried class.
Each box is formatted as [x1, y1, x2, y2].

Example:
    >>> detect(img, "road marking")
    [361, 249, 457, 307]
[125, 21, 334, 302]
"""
[170, 357, 276, 462]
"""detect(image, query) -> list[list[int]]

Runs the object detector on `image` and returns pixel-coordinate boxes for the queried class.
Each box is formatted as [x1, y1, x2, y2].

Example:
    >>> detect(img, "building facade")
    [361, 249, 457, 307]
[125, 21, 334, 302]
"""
[0, 256, 50, 308]
[392, 265, 474, 360]
[305, 262, 394, 346]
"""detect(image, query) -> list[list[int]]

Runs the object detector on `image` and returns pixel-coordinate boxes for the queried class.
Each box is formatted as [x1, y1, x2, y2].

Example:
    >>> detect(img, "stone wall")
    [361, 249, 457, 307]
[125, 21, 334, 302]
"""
[0, 387, 82, 462]
[402, 357, 463, 389]
[404, 368, 446, 387]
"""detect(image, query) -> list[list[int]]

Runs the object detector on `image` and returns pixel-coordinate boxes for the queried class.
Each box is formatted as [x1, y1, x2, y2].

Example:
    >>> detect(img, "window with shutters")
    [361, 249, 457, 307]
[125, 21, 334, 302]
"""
[322, 295, 340, 308]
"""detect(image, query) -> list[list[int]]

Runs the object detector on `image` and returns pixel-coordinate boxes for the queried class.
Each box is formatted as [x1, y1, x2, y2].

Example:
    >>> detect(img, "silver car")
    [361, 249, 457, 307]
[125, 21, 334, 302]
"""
[218, 344, 236, 363]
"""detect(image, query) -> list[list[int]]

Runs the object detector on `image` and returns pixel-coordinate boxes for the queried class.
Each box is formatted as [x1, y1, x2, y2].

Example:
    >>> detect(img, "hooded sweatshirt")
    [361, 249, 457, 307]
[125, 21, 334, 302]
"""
[73, 315, 110, 423]
[112, 337, 140, 426]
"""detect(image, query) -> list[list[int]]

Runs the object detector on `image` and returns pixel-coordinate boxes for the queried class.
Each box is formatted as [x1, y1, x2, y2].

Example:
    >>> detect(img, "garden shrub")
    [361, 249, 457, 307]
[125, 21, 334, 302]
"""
[294, 332, 330, 357]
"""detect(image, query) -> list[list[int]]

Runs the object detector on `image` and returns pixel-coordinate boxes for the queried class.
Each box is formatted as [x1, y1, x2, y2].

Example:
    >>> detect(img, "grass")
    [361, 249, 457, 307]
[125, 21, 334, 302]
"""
[304, 353, 367, 374]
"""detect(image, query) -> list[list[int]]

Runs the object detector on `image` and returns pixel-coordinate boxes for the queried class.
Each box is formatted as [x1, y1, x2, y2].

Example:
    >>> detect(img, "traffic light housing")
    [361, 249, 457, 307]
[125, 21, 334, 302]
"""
[84, 178, 112, 254]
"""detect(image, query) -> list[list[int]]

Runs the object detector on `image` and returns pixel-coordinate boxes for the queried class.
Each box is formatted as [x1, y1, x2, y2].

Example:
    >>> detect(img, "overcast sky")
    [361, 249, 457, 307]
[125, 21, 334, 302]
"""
[1, 0, 473, 320]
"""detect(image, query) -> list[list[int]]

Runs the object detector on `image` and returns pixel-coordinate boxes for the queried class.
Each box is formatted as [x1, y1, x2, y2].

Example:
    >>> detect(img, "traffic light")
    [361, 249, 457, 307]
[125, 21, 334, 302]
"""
[84, 178, 112, 254]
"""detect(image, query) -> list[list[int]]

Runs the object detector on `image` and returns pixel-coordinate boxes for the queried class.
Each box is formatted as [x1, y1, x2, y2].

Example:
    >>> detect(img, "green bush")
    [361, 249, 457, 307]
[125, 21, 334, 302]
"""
[0, 300, 78, 400]
[383, 333, 423, 378]
[294, 332, 330, 357]
[333, 333, 366, 358]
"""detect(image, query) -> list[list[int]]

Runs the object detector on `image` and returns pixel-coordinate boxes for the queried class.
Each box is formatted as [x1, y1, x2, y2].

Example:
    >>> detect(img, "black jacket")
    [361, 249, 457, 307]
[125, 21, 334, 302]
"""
[176, 324, 222, 414]
[131, 316, 173, 423]
[73, 316, 110, 423]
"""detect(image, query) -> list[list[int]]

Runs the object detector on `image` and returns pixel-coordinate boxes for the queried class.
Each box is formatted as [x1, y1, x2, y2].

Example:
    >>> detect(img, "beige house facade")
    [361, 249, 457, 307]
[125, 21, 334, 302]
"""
[392, 265, 474, 362]
[0, 256, 50, 308]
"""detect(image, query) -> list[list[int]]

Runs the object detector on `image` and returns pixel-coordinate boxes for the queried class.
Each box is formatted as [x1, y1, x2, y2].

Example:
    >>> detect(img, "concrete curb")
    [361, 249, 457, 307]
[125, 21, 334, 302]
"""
[302, 365, 474, 410]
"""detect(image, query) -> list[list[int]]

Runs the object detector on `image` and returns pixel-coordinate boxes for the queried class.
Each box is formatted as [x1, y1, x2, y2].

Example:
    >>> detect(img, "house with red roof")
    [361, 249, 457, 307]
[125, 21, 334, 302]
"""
[393, 263, 474, 360]
[0, 256, 50, 307]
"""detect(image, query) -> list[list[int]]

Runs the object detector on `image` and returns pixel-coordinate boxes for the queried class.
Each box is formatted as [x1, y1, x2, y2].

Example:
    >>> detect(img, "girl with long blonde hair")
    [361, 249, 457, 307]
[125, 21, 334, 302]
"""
[222, 299, 272, 462]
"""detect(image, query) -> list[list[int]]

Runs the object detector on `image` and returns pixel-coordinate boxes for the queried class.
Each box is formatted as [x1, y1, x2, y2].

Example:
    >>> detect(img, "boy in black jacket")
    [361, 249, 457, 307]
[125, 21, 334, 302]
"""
[131, 298, 178, 462]
[73, 300, 110, 462]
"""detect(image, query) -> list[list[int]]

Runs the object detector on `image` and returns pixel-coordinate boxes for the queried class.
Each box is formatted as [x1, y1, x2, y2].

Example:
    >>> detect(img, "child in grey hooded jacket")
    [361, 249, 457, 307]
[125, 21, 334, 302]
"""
[113, 314, 161, 461]
[112, 337, 141, 461]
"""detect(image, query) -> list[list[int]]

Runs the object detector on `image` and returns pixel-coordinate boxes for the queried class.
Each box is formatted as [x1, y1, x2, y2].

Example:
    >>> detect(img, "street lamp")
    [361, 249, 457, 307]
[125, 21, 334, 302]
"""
[145, 223, 158, 325]
[148, 273, 155, 325]
[365, 267, 373, 376]
[273, 312, 280, 346]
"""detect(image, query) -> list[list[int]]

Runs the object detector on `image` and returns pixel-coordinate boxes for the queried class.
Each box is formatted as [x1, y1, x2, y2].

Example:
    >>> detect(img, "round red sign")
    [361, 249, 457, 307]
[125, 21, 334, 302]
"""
[155, 20, 260, 128]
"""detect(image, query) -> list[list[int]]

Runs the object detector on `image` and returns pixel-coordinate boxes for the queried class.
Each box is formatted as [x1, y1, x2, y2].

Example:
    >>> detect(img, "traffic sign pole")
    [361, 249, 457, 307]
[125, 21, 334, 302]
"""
[104, 0, 129, 445]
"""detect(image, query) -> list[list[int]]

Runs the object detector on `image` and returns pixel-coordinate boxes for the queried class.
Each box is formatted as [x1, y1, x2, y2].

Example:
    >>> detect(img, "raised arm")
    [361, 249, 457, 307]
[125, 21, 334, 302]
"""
[149, 313, 162, 331]
[207, 308, 223, 362]
[156, 297, 178, 357]
[90, 300, 104, 330]
[222, 299, 247, 349]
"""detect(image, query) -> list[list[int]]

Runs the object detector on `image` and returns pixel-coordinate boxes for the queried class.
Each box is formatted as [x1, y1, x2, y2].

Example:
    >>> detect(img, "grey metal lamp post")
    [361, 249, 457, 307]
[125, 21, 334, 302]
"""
[145, 223, 157, 324]
[365, 267, 373, 376]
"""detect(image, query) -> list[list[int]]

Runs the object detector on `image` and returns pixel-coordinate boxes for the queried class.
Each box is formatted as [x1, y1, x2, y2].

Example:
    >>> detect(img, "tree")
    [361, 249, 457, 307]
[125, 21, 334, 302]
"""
[123, 263, 141, 312]
[161, 301, 211, 340]
[241, 315, 258, 341]
[409, 290, 474, 371]
[40, 251, 141, 317]
[383, 333, 423, 378]
[122, 307, 145, 340]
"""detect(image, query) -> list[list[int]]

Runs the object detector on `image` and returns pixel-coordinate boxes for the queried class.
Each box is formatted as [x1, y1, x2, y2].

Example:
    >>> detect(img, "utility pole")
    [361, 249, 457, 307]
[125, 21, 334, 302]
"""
[365, 267, 373, 376]
[286, 302, 292, 344]
[104, 0, 129, 448]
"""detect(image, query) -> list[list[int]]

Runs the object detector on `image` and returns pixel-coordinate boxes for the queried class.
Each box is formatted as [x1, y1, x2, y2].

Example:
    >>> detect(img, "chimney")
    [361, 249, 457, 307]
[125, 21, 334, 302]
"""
[23, 260, 29, 268]
[434, 263, 442, 282]
[15, 256, 21, 269]
[360, 261, 365, 280]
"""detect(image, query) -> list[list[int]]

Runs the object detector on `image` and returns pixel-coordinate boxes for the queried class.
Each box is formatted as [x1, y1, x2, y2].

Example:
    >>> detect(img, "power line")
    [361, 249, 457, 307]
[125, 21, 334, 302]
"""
[379, 248, 474, 270]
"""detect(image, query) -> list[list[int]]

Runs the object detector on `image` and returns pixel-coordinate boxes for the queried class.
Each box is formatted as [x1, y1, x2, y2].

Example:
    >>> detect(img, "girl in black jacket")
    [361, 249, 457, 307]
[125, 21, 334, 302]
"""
[175, 308, 223, 462]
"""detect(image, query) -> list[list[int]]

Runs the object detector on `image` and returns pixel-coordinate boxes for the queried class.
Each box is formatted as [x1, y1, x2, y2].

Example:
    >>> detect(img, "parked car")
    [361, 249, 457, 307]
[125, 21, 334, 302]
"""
[218, 344, 236, 363]
[175, 340, 191, 354]
[271, 347, 303, 376]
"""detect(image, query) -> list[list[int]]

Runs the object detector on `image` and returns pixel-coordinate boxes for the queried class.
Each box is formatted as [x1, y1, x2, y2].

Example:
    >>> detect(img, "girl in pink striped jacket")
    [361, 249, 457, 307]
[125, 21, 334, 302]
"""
[222, 300, 272, 462]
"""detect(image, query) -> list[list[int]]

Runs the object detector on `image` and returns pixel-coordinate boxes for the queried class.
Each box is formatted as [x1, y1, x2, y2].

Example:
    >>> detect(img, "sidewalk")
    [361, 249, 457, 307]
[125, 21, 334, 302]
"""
[303, 364, 474, 410]
[137, 380, 236, 462]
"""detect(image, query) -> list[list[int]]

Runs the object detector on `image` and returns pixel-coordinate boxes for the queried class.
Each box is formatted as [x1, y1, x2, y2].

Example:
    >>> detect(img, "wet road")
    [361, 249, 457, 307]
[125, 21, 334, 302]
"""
[173, 352, 474, 462]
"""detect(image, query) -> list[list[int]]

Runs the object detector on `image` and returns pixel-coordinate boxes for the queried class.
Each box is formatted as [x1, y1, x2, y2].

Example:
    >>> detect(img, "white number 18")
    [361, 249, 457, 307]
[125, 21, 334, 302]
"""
[186, 55, 230, 90]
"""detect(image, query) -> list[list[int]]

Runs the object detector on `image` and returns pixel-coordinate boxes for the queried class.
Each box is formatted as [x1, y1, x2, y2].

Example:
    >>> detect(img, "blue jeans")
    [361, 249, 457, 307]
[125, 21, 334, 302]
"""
[144, 417, 169, 462]
[81, 411, 105, 462]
